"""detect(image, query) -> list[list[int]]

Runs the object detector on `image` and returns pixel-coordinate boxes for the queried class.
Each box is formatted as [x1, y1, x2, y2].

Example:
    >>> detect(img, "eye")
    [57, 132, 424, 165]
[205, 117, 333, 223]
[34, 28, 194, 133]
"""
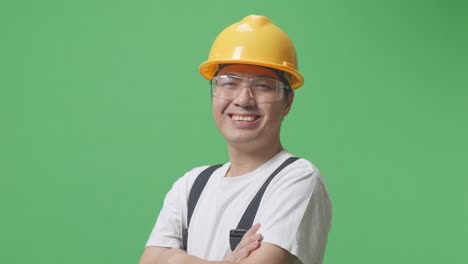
[218, 76, 241, 89]
[252, 79, 276, 91]
[221, 81, 237, 87]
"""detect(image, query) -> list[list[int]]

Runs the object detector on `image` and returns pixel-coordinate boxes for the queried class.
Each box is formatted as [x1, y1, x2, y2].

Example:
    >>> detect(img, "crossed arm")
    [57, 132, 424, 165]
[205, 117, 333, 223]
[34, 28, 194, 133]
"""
[138, 224, 299, 264]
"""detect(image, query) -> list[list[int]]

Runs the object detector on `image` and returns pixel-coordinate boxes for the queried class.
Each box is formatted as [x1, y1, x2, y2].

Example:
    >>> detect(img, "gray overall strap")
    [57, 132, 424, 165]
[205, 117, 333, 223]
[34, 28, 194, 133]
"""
[182, 164, 222, 251]
[237, 157, 299, 229]
[230, 156, 299, 250]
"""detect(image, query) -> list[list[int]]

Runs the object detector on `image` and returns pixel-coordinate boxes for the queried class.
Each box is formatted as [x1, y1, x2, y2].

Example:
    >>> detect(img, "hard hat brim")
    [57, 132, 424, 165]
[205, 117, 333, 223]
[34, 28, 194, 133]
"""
[199, 60, 304, 90]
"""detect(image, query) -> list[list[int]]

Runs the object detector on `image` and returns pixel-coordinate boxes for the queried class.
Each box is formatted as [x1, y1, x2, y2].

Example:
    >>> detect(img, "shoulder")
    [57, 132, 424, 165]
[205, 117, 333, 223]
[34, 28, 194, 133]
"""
[264, 155, 331, 213]
[170, 165, 212, 193]
[257, 156, 332, 263]
[170, 164, 227, 198]
[273, 156, 323, 190]
[285, 157, 320, 177]
[159, 165, 223, 223]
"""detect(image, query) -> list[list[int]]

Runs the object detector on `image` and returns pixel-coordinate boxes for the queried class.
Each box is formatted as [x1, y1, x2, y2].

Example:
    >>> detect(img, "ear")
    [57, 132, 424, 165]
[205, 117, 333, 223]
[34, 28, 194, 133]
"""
[282, 92, 294, 118]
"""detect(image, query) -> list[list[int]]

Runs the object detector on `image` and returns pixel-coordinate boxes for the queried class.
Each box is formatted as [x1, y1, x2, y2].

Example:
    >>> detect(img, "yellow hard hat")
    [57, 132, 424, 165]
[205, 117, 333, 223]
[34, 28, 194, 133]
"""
[199, 15, 304, 90]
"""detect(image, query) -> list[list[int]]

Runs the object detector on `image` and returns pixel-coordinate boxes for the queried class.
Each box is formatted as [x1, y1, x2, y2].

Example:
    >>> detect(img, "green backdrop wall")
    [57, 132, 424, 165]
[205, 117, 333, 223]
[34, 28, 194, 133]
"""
[1, 0, 467, 263]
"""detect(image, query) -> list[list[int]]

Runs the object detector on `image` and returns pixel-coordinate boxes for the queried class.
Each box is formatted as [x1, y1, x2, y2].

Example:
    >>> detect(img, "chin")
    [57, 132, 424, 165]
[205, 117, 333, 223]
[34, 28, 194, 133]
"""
[222, 133, 260, 145]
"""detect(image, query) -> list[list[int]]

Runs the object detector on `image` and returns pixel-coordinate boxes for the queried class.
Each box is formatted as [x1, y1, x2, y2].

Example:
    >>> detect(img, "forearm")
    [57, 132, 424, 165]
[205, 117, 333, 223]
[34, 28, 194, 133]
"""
[156, 248, 231, 264]
[140, 223, 264, 264]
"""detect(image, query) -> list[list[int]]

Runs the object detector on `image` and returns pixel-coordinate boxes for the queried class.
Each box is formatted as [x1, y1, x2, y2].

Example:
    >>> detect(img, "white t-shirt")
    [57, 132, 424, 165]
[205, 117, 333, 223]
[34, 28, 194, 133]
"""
[146, 150, 332, 264]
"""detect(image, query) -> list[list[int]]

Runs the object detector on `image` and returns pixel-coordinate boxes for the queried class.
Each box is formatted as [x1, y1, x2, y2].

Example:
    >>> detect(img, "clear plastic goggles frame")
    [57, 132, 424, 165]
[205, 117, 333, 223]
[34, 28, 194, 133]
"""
[211, 75, 286, 103]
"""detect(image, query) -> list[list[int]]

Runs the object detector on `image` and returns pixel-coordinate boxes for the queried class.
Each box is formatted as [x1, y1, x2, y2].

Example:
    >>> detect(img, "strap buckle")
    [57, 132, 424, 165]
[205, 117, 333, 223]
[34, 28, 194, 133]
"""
[229, 229, 247, 251]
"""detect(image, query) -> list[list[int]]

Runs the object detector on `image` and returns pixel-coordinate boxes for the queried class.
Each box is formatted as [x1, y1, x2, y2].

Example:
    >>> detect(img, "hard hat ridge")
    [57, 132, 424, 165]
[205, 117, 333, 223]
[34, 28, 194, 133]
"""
[237, 15, 271, 30]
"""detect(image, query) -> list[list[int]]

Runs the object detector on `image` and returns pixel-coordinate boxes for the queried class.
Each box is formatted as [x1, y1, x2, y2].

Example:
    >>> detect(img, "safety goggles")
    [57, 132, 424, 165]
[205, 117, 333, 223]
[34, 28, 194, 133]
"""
[211, 75, 288, 103]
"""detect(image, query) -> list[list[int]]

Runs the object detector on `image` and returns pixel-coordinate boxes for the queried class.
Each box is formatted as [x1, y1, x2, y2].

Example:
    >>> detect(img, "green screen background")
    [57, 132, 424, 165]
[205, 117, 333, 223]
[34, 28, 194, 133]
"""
[1, 0, 467, 263]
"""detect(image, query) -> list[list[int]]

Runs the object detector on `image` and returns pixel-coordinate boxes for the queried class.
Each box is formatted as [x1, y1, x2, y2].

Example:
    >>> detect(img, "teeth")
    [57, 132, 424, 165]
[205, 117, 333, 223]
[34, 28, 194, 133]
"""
[232, 115, 256, 121]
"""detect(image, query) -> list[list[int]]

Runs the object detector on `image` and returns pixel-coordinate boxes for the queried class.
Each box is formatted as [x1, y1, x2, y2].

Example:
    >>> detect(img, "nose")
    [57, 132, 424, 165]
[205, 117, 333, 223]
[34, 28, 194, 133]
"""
[232, 85, 256, 107]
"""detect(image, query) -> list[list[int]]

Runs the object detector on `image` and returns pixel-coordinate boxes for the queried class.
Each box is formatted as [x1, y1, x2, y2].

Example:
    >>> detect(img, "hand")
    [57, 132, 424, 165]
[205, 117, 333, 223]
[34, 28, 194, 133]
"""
[224, 223, 263, 263]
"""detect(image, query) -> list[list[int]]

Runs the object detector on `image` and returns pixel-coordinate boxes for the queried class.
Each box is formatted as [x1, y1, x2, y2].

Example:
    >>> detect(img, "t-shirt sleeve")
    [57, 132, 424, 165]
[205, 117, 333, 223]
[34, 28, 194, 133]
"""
[145, 167, 209, 248]
[257, 161, 332, 264]
[145, 178, 186, 248]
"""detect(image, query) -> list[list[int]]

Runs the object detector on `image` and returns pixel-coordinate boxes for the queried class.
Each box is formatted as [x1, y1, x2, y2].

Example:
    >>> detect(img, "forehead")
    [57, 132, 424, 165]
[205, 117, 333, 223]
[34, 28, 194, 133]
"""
[217, 64, 280, 79]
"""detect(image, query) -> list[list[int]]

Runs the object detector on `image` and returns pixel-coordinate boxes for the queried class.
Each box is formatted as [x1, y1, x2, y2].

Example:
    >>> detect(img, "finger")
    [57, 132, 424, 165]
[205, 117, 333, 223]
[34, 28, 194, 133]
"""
[244, 240, 261, 253]
[236, 235, 262, 258]
[235, 240, 261, 262]
[245, 223, 261, 236]
[238, 247, 250, 260]
[237, 232, 262, 249]
[237, 224, 261, 247]
[237, 243, 257, 262]
[244, 233, 263, 245]
[235, 224, 261, 250]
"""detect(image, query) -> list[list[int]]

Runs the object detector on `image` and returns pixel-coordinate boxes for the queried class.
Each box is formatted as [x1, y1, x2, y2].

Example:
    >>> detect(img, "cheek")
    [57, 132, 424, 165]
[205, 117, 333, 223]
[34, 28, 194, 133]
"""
[212, 99, 229, 121]
[264, 104, 286, 124]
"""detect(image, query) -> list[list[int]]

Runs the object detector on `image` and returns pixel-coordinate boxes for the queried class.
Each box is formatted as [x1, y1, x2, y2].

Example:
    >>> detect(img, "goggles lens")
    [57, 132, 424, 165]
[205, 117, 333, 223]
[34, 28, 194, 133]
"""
[211, 75, 286, 103]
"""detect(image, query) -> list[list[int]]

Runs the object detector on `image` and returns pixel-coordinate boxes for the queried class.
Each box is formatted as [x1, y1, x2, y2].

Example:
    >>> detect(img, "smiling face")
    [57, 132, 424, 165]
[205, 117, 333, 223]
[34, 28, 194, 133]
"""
[212, 64, 294, 149]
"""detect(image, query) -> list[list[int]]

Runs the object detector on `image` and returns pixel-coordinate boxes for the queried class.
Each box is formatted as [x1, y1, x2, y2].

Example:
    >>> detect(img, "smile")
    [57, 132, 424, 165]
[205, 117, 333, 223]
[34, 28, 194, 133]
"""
[230, 114, 260, 122]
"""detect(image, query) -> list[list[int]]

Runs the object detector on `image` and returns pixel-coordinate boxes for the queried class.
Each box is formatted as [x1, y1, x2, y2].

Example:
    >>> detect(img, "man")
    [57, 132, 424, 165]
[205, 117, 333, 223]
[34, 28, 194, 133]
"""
[139, 15, 332, 264]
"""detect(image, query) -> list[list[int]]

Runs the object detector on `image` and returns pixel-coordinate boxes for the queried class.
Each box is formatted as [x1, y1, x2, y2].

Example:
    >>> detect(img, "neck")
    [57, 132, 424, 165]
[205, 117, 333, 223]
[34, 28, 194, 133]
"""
[225, 140, 284, 177]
